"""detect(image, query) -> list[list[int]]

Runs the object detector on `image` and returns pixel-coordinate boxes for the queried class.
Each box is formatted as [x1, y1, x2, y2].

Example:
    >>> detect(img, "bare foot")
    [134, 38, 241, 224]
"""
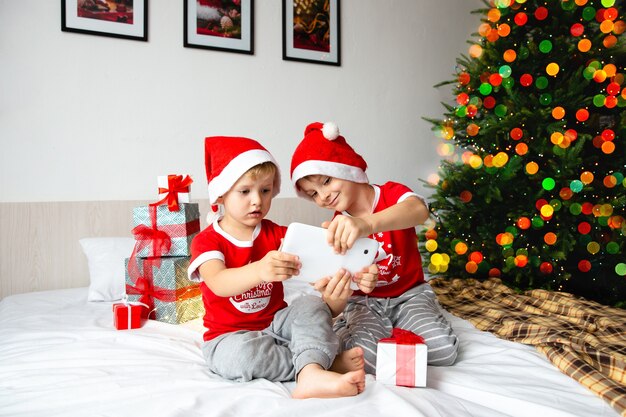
[292, 364, 366, 399]
[330, 347, 365, 373]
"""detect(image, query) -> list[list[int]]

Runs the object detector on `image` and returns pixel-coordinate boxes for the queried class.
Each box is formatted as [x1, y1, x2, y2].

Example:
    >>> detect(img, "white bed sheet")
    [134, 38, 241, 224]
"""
[0, 285, 619, 417]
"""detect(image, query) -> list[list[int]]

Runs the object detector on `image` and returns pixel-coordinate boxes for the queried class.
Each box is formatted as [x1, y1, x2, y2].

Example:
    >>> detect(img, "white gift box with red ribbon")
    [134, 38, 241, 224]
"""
[156, 174, 193, 211]
[376, 328, 428, 387]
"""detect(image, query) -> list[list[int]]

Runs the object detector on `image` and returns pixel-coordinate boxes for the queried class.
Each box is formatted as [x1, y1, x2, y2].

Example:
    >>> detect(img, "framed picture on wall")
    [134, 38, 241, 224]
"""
[61, 0, 148, 41]
[282, 0, 340, 66]
[184, 0, 254, 54]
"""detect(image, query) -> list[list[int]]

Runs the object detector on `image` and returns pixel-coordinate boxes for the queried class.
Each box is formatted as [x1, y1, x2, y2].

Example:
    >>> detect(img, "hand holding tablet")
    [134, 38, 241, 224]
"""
[280, 222, 379, 290]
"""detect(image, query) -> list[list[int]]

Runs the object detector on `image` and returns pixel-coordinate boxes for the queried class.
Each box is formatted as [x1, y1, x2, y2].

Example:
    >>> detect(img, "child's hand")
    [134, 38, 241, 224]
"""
[256, 250, 301, 283]
[312, 268, 353, 304]
[322, 215, 373, 254]
[353, 264, 378, 294]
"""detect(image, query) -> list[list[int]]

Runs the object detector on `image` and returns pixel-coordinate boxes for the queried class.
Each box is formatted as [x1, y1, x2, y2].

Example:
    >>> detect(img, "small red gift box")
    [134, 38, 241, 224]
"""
[376, 328, 428, 387]
[113, 299, 148, 330]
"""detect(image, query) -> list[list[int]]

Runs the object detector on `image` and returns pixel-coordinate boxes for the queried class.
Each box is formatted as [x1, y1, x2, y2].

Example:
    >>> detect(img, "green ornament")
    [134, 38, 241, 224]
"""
[479, 83, 493, 95]
[553, 145, 566, 156]
[570, 203, 582, 215]
[582, 7, 596, 21]
[606, 242, 619, 254]
[542, 177, 556, 190]
[539, 93, 552, 105]
[593, 94, 606, 107]
[536, 76, 549, 89]
[539, 40, 553, 53]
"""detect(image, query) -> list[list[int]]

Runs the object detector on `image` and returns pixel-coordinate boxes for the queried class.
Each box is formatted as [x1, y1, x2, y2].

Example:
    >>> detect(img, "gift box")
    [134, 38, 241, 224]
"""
[376, 328, 428, 387]
[132, 203, 200, 257]
[125, 256, 204, 324]
[155, 174, 193, 212]
[113, 299, 148, 330]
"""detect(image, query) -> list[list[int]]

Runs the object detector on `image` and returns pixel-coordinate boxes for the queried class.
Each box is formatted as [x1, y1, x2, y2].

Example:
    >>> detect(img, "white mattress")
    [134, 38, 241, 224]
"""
[0, 284, 619, 417]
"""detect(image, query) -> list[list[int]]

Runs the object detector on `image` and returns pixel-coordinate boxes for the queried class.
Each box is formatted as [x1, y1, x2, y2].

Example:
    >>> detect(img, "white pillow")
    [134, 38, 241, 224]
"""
[79, 237, 135, 302]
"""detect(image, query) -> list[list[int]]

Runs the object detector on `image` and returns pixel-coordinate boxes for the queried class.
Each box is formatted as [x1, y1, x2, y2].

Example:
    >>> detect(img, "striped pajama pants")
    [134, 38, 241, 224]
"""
[333, 283, 459, 374]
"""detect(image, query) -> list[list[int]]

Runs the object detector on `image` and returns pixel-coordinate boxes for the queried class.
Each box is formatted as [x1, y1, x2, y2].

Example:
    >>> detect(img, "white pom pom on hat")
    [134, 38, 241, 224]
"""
[321, 122, 340, 140]
[290, 121, 368, 198]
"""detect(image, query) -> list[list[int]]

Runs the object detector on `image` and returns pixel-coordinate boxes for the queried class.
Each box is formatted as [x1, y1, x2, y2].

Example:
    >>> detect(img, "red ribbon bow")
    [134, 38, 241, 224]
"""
[154, 174, 193, 211]
[132, 224, 172, 258]
[379, 328, 425, 345]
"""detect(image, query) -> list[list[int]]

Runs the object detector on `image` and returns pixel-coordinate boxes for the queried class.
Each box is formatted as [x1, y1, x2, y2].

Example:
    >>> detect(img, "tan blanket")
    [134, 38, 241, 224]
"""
[430, 277, 626, 417]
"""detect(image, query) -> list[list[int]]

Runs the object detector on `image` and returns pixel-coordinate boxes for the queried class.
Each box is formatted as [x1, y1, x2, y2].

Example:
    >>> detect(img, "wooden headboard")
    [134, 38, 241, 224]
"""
[0, 198, 329, 299]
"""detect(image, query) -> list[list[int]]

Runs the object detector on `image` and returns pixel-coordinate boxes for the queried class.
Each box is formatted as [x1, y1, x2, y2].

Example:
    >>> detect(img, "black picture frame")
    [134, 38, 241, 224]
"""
[184, 0, 254, 55]
[282, 0, 340, 66]
[61, 0, 148, 42]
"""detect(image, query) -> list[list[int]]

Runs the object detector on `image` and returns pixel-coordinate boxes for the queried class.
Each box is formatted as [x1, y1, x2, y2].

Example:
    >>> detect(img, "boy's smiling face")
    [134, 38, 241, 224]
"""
[297, 175, 359, 212]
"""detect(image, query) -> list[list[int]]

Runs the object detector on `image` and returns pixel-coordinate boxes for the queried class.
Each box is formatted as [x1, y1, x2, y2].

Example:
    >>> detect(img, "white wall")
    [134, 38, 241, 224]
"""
[0, 0, 482, 203]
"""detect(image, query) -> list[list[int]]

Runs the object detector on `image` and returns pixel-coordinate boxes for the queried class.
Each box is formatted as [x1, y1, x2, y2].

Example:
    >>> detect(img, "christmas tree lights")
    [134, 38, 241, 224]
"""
[422, 0, 626, 307]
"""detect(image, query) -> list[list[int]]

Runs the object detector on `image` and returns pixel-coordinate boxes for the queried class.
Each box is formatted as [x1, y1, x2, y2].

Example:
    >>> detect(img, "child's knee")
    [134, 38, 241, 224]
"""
[293, 295, 331, 321]
[428, 336, 459, 366]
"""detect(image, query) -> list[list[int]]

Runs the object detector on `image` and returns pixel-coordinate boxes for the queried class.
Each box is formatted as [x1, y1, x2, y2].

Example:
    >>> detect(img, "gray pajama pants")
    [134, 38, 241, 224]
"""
[201, 295, 339, 382]
[334, 283, 459, 375]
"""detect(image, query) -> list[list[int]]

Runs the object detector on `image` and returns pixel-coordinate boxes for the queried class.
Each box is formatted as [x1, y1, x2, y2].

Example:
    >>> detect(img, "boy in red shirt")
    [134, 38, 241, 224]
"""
[188, 136, 371, 398]
[290, 122, 459, 375]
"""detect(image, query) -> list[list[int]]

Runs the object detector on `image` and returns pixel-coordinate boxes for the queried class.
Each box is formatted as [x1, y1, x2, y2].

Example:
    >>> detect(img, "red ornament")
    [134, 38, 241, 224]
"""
[517, 216, 531, 229]
[469, 251, 484, 264]
[539, 262, 553, 274]
[510, 127, 523, 140]
[535, 199, 549, 211]
[581, 202, 594, 215]
[576, 109, 590, 122]
[607, 82, 620, 96]
[578, 222, 591, 234]
[483, 96, 496, 109]
[520, 73, 533, 87]
[578, 260, 592, 272]
[535, 7, 548, 21]
[570, 23, 584, 37]
[601, 129, 615, 141]
[489, 73, 503, 86]
[514, 12, 528, 26]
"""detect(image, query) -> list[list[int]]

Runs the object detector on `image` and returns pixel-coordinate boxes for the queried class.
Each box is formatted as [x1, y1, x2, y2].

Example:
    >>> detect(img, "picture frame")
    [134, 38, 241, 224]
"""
[61, 0, 148, 42]
[282, 0, 340, 66]
[184, 0, 254, 55]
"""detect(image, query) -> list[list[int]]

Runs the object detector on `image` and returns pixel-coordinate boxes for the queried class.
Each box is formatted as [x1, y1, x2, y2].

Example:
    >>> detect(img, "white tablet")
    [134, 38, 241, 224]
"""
[281, 222, 379, 290]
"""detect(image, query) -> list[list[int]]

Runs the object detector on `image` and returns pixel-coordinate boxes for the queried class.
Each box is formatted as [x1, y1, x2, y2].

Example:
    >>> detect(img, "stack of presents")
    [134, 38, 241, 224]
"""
[113, 174, 204, 330]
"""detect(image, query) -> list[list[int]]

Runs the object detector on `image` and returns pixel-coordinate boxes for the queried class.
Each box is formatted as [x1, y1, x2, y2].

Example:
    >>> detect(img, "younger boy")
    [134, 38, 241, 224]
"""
[290, 122, 459, 374]
[188, 136, 365, 399]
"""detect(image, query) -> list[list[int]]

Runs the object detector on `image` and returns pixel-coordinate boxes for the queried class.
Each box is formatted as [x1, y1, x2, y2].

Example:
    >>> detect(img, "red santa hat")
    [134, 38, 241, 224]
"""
[290, 122, 368, 197]
[205, 136, 281, 207]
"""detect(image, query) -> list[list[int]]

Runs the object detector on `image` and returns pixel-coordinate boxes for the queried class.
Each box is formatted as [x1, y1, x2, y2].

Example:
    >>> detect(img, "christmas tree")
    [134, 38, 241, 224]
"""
[421, 0, 626, 307]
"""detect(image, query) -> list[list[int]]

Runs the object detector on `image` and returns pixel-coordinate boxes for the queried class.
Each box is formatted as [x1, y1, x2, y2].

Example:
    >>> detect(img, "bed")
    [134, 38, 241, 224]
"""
[1, 279, 621, 417]
[0, 198, 623, 417]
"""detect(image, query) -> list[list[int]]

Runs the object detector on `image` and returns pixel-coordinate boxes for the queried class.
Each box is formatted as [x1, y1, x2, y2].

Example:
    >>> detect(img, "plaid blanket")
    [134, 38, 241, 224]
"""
[430, 277, 626, 417]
